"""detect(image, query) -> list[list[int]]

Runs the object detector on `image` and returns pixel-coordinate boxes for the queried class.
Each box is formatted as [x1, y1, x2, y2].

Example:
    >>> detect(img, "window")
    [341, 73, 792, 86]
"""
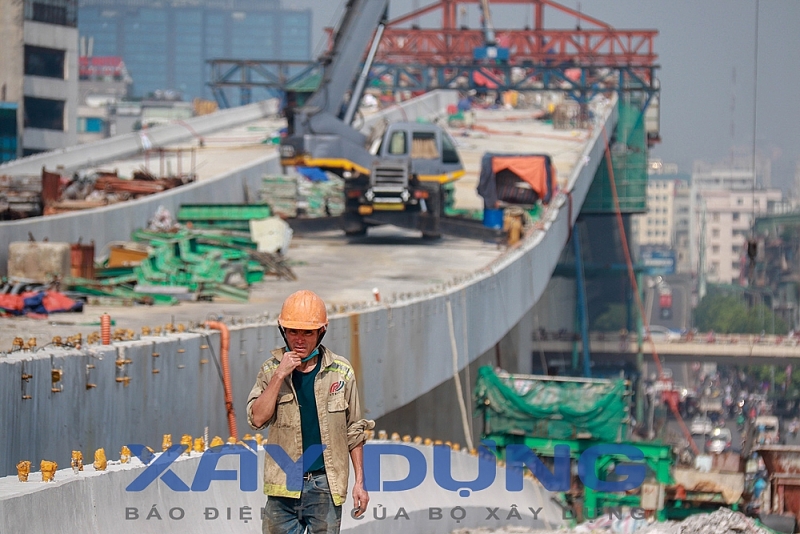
[441, 133, 459, 164]
[387, 130, 406, 155]
[411, 131, 439, 159]
[712, 229, 720, 238]
[732, 212, 740, 222]
[24, 46, 65, 79]
[24, 97, 64, 130]
[0, 104, 17, 163]
[712, 245, 720, 254]
[26, 0, 77, 27]
[77, 117, 104, 133]
[737, 198, 743, 206]
[713, 213, 720, 222]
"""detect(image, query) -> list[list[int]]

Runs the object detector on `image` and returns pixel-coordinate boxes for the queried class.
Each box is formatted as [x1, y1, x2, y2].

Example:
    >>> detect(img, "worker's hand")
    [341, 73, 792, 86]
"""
[351, 483, 369, 518]
[276, 351, 302, 379]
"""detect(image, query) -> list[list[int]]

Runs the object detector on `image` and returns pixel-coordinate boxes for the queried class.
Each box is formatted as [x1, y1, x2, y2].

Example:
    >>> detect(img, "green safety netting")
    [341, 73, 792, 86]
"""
[474, 366, 629, 442]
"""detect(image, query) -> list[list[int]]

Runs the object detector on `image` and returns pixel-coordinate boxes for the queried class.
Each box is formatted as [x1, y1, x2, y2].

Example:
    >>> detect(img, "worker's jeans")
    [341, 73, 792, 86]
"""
[263, 473, 342, 534]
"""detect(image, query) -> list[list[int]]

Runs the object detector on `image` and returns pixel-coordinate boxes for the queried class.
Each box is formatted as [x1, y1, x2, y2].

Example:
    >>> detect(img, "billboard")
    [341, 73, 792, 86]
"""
[642, 249, 675, 275]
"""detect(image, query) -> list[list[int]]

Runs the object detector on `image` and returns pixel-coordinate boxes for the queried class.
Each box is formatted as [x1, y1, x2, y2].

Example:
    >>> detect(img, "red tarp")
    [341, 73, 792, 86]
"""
[0, 291, 83, 316]
[491, 156, 555, 201]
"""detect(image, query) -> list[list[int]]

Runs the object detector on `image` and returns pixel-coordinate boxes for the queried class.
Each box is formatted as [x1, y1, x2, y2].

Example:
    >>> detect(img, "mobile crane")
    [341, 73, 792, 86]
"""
[279, 0, 468, 238]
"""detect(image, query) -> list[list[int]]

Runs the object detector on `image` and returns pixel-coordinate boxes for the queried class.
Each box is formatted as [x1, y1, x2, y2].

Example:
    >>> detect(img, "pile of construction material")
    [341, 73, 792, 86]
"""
[261, 173, 344, 219]
[261, 175, 298, 218]
[298, 175, 345, 216]
[61, 206, 295, 305]
[70, 227, 294, 305]
[0, 174, 41, 219]
[44, 168, 194, 215]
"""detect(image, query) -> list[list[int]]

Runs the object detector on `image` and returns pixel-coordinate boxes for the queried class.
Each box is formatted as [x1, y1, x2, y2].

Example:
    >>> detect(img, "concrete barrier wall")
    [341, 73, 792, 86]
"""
[0, 100, 280, 176]
[0, 91, 458, 274]
[0, 443, 564, 534]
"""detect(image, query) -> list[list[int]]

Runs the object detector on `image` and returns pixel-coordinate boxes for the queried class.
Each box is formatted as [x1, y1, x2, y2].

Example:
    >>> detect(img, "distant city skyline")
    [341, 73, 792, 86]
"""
[294, 0, 800, 193]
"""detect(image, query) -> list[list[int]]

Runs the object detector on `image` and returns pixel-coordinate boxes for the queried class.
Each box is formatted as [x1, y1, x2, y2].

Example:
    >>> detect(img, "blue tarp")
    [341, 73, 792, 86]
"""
[296, 167, 329, 182]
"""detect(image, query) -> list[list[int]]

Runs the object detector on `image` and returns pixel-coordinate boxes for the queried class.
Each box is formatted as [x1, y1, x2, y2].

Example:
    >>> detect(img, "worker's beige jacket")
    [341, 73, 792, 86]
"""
[246, 346, 373, 506]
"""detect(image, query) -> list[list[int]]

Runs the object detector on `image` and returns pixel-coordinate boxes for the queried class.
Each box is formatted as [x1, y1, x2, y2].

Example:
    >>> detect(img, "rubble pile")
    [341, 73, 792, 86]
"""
[637, 508, 773, 534]
[450, 508, 775, 534]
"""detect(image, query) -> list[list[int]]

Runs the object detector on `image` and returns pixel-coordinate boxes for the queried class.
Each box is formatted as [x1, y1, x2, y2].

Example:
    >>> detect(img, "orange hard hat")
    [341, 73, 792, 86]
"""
[278, 290, 328, 330]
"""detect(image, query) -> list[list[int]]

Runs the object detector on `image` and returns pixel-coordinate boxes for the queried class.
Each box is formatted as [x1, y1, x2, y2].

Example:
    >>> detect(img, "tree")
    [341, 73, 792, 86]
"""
[592, 303, 628, 332]
[694, 291, 788, 335]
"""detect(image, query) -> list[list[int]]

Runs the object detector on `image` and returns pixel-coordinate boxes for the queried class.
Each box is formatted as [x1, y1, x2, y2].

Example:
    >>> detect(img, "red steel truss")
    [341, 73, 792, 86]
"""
[376, 0, 657, 67]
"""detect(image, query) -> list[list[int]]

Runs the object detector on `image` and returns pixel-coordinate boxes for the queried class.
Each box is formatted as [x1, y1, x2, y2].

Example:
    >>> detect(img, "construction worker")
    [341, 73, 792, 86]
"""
[247, 290, 374, 534]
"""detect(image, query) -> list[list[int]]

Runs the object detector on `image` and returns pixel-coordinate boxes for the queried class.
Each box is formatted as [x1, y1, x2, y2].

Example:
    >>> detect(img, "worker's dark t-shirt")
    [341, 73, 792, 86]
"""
[292, 355, 325, 473]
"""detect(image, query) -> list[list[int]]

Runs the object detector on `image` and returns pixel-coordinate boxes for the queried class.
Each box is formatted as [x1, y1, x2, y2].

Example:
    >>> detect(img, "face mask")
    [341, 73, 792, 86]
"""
[285, 347, 320, 363]
[301, 348, 319, 363]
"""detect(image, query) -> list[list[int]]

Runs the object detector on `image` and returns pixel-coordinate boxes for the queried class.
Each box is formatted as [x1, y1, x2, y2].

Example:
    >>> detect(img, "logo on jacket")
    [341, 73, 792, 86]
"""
[329, 380, 345, 394]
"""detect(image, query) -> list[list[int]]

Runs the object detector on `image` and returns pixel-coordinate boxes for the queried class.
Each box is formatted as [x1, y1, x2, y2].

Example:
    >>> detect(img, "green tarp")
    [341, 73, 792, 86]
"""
[474, 366, 629, 442]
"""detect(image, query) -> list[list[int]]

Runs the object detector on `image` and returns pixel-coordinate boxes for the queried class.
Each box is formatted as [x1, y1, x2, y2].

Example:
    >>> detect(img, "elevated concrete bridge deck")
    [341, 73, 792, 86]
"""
[536, 334, 800, 365]
[0, 90, 617, 532]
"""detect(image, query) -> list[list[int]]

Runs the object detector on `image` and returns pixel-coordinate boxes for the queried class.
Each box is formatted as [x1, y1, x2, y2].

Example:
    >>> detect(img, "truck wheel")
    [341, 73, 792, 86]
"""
[343, 213, 367, 236]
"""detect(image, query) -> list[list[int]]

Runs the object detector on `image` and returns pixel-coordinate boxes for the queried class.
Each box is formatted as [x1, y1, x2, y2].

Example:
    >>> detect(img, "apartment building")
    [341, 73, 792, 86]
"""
[632, 160, 690, 273]
[0, 0, 79, 159]
[690, 160, 783, 285]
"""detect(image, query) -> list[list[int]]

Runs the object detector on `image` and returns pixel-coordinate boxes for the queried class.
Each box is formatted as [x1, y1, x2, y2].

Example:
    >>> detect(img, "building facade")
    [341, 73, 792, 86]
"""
[695, 187, 783, 285]
[632, 160, 690, 273]
[690, 160, 784, 286]
[78, 0, 311, 104]
[673, 180, 691, 273]
[0, 0, 79, 159]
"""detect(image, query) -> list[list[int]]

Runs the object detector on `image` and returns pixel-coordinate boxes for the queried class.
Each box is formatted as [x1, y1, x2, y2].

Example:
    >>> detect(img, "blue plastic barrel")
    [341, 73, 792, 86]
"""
[483, 208, 504, 229]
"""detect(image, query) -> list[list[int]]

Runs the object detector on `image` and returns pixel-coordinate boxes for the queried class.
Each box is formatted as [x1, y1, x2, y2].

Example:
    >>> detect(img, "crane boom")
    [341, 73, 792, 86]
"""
[479, 0, 496, 47]
[287, 0, 389, 160]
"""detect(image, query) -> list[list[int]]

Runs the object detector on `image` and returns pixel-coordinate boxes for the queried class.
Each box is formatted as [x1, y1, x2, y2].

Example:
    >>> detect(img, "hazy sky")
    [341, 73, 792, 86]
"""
[293, 0, 800, 192]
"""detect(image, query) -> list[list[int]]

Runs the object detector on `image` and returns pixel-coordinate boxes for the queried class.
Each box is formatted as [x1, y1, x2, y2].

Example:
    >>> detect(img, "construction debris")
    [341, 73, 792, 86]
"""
[261, 172, 344, 219]
[261, 174, 298, 218]
[452, 508, 776, 534]
[177, 204, 273, 231]
[637, 508, 774, 534]
[0, 174, 41, 219]
[1, 167, 196, 219]
[64, 217, 295, 305]
[44, 169, 193, 215]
